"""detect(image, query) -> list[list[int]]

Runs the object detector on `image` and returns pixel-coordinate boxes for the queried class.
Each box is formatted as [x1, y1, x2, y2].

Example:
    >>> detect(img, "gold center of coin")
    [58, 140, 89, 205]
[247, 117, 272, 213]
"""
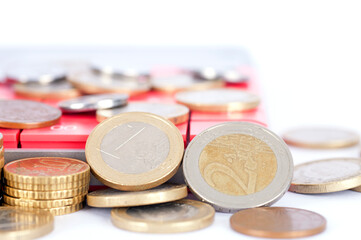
[199, 134, 277, 196]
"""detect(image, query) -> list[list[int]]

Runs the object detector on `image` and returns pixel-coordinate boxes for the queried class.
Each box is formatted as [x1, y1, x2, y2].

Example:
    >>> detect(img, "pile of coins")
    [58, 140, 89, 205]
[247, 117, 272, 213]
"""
[0, 133, 4, 200]
[2, 157, 90, 216]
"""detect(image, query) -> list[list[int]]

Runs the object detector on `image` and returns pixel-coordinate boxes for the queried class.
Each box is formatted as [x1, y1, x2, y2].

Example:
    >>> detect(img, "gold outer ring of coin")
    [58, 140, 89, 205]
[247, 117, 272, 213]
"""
[4, 157, 90, 185]
[4, 185, 89, 200]
[3, 194, 85, 208]
[0, 146, 4, 167]
[2, 203, 84, 216]
[153, 79, 224, 93]
[87, 184, 188, 207]
[85, 112, 184, 191]
[13, 83, 82, 100]
[111, 199, 215, 233]
[289, 158, 361, 193]
[0, 206, 54, 240]
[5, 177, 90, 191]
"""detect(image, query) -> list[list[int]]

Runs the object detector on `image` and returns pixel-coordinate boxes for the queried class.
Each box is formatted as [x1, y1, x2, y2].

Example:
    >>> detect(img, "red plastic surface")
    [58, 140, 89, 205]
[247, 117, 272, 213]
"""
[0, 128, 20, 148]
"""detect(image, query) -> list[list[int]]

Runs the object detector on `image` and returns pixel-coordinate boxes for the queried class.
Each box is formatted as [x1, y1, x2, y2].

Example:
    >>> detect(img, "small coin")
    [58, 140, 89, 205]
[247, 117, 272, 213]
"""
[3, 203, 84, 216]
[0, 206, 54, 239]
[86, 112, 184, 191]
[68, 71, 151, 96]
[111, 199, 214, 233]
[191, 67, 220, 81]
[152, 74, 224, 92]
[282, 127, 360, 149]
[175, 88, 260, 112]
[87, 183, 187, 208]
[290, 158, 361, 193]
[91, 63, 149, 78]
[4, 185, 89, 200]
[5, 178, 90, 191]
[58, 93, 128, 113]
[0, 100, 62, 129]
[183, 122, 293, 212]
[13, 80, 81, 100]
[4, 157, 90, 185]
[221, 69, 248, 83]
[96, 102, 189, 125]
[230, 207, 326, 238]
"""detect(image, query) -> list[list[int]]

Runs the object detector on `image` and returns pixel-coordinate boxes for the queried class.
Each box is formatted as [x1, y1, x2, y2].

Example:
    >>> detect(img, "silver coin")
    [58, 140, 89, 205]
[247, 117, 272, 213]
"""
[5, 61, 66, 84]
[221, 69, 249, 83]
[91, 59, 149, 78]
[192, 67, 220, 81]
[183, 122, 293, 213]
[96, 102, 189, 124]
[58, 93, 128, 113]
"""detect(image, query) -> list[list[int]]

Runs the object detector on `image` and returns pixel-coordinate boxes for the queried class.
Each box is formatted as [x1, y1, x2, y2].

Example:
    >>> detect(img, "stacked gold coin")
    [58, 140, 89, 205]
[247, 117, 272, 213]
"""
[2, 157, 90, 216]
[0, 133, 4, 200]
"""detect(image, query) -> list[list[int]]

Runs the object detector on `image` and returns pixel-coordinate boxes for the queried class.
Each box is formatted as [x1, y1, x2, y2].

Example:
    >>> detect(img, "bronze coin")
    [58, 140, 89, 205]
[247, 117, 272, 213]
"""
[0, 100, 61, 129]
[230, 207, 326, 238]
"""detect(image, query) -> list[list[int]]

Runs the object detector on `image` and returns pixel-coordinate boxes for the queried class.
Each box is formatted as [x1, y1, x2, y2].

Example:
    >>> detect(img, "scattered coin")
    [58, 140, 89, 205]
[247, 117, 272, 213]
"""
[290, 158, 361, 193]
[175, 88, 260, 112]
[91, 63, 149, 78]
[86, 112, 184, 191]
[282, 127, 360, 149]
[58, 93, 128, 113]
[221, 69, 248, 83]
[0, 206, 54, 239]
[87, 183, 187, 208]
[96, 102, 189, 125]
[230, 207, 326, 238]
[111, 199, 215, 233]
[183, 122, 293, 212]
[192, 67, 220, 81]
[0, 100, 62, 129]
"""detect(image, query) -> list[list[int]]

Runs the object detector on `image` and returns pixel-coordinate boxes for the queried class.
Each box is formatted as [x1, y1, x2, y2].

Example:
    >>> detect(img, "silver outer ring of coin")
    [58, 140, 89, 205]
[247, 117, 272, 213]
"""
[58, 94, 129, 113]
[183, 122, 293, 213]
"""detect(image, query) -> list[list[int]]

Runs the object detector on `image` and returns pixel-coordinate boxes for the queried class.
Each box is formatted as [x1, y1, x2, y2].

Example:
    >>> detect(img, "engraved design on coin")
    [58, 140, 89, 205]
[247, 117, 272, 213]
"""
[199, 134, 277, 196]
[100, 122, 170, 174]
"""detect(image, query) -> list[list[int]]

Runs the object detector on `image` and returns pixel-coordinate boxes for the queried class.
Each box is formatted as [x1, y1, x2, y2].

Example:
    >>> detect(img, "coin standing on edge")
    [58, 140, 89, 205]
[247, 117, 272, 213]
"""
[87, 183, 187, 208]
[96, 102, 189, 125]
[0, 206, 54, 239]
[86, 112, 184, 191]
[58, 93, 128, 113]
[175, 88, 260, 112]
[111, 199, 215, 233]
[0, 100, 62, 129]
[290, 158, 361, 194]
[230, 207, 326, 238]
[282, 127, 360, 149]
[183, 122, 293, 212]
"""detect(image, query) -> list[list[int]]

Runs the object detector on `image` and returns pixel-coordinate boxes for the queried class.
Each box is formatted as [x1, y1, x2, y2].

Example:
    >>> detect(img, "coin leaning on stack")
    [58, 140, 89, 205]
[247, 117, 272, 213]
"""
[2, 157, 90, 216]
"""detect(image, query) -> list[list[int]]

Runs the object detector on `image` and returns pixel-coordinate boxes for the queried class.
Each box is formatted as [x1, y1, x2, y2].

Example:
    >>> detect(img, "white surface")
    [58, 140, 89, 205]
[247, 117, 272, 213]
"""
[2, 1, 361, 239]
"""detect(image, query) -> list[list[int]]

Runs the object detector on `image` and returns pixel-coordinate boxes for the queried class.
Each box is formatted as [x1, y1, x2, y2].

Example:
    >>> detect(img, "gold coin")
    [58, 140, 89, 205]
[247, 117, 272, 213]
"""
[0, 206, 54, 239]
[290, 158, 361, 193]
[0, 132, 3, 147]
[4, 185, 89, 200]
[111, 199, 215, 233]
[2, 203, 84, 216]
[0, 146, 4, 168]
[175, 88, 260, 112]
[3, 194, 85, 208]
[86, 112, 184, 191]
[282, 127, 360, 149]
[5, 177, 89, 191]
[87, 183, 187, 208]
[4, 157, 90, 185]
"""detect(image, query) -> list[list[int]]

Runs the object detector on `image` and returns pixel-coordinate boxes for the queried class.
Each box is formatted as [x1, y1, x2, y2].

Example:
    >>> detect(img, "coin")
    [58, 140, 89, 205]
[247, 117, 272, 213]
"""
[0, 206, 54, 239]
[152, 74, 224, 92]
[0, 132, 3, 146]
[175, 88, 260, 112]
[111, 199, 214, 233]
[230, 207, 326, 238]
[3, 203, 84, 216]
[68, 71, 151, 96]
[91, 63, 149, 78]
[58, 93, 128, 113]
[3, 194, 85, 208]
[96, 102, 189, 125]
[13, 80, 81, 100]
[221, 69, 248, 83]
[5, 178, 90, 191]
[4, 157, 90, 185]
[282, 127, 360, 149]
[191, 67, 220, 81]
[86, 112, 184, 191]
[87, 183, 187, 208]
[0, 100, 62, 129]
[4, 185, 89, 200]
[289, 158, 361, 193]
[183, 122, 293, 212]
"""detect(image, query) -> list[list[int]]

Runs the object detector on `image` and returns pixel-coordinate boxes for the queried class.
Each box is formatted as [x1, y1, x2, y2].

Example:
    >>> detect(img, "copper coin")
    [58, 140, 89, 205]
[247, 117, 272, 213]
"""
[0, 100, 61, 129]
[230, 207, 326, 238]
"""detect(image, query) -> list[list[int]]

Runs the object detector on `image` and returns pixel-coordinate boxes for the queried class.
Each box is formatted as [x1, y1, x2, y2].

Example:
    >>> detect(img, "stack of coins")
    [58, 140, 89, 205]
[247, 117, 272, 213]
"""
[0, 133, 4, 200]
[2, 157, 90, 216]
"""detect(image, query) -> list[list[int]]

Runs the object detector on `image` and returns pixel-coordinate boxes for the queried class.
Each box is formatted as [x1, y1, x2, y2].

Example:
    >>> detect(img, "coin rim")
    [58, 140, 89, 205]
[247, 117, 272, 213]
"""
[152, 78, 225, 93]
[2, 203, 84, 216]
[5, 177, 90, 191]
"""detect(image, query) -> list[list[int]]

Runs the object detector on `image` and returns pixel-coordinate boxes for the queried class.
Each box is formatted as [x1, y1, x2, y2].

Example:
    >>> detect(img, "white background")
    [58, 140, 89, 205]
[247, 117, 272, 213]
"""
[1, 1, 361, 239]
